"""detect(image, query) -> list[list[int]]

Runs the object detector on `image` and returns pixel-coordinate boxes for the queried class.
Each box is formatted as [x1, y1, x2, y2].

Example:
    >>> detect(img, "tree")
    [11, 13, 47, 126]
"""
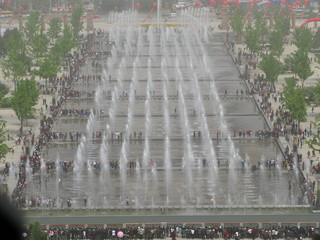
[1, 28, 30, 91]
[0, 120, 12, 161]
[0, 29, 13, 56]
[303, 82, 320, 106]
[281, 77, 307, 124]
[30, 33, 48, 61]
[313, 28, 320, 49]
[51, 26, 76, 59]
[0, 83, 9, 102]
[291, 49, 314, 88]
[11, 78, 40, 134]
[24, 11, 49, 63]
[273, 13, 290, 37]
[24, 11, 42, 44]
[293, 27, 314, 52]
[230, 11, 244, 38]
[306, 116, 320, 153]
[259, 53, 282, 90]
[243, 25, 262, 55]
[268, 29, 285, 57]
[35, 52, 60, 92]
[70, 4, 84, 39]
[47, 17, 62, 42]
[254, 15, 268, 44]
[28, 222, 48, 240]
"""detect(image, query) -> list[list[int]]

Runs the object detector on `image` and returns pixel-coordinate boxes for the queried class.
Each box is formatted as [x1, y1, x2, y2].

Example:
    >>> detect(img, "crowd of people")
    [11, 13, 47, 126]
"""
[11, 32, 100, 209]
[227, 40, 320, 209]
[23, 225, 320, 240]
[60, 108, 92, 117]
[6, 28, 318, 211]
[26, 129, 278, 144]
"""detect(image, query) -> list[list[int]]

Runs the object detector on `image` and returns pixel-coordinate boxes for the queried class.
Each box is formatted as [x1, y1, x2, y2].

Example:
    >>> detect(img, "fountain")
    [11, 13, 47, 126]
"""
[21, 9, 308, 213]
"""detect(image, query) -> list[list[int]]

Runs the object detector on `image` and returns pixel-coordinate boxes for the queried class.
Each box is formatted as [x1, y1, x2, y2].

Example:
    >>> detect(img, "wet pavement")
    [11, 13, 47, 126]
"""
[21, 28, 302, 209]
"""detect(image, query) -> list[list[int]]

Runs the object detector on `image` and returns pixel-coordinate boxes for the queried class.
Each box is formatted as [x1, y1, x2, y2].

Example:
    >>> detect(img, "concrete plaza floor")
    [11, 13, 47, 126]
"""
[0, 11, 319, 221]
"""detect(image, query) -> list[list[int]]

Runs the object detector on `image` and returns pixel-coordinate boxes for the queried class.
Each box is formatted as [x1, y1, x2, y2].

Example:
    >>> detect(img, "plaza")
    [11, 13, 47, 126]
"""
[17, 14, 304, 211]
[0, 3, 319, 233]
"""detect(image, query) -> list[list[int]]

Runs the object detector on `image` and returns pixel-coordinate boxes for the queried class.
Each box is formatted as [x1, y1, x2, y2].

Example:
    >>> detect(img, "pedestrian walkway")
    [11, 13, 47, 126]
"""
[231, 38, 320, 206]
[0, 82, 54, 196]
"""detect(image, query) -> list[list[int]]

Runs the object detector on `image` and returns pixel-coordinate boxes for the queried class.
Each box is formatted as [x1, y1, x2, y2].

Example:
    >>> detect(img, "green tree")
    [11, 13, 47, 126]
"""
[0, 29, 12, 56]
[11, 78, 40, 134]
[243, 25, 262, 54]
[51, 26, 76, 59]
[259, 53, 282, 90]
[273, 13, 290, 37]
[230, 11, 244, 38]
[281, 77, 307, 124]
[313, 28, 320, 49]
[0, 120, 12, 161]
[24, 11, 49, 63]
[291, 49, 314, 88]
[47, 17, 62, 42]
[1, 28, 30, 91]
[268, 29, 285, 57]
[30, 33, 48, 61]
[28, 222, 48, 240]
[35, 52, 60, 92]
[3, 28, 24, 54]
[303, 81, 320, 106]
[293, 27, 314, 52]
[254, 15, 268, 44]
[0, 83, 9, 102]
[24, 11, 42, 44]
[70, 4, 84, 39]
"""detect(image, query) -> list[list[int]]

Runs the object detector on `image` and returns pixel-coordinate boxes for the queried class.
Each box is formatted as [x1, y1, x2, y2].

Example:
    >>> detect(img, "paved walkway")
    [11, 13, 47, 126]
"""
[0, 80, 55, 196]
[235, 40, 320, 195]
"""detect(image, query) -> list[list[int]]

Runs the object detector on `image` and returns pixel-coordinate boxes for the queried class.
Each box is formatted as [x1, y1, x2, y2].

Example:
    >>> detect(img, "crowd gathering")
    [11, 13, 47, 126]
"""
[22, 225, 320, 240]
[10, 31, 104, 208]
[3, 28, 318, 211]
[226, 40, 320, 209]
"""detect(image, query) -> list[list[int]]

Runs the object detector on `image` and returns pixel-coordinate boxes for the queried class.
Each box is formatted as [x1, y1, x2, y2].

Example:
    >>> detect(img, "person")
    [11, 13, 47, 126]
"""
[202, 158, 207, 167]
[288, 180, 292, 191]
[112, 229, 116, 239]
[171, 229, 176, 240]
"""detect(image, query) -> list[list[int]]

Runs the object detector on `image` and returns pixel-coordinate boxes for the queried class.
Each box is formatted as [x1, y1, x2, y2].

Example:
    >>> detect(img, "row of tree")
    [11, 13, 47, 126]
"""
[0, 5, 84, 162]
[230, 9, 320, 151]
